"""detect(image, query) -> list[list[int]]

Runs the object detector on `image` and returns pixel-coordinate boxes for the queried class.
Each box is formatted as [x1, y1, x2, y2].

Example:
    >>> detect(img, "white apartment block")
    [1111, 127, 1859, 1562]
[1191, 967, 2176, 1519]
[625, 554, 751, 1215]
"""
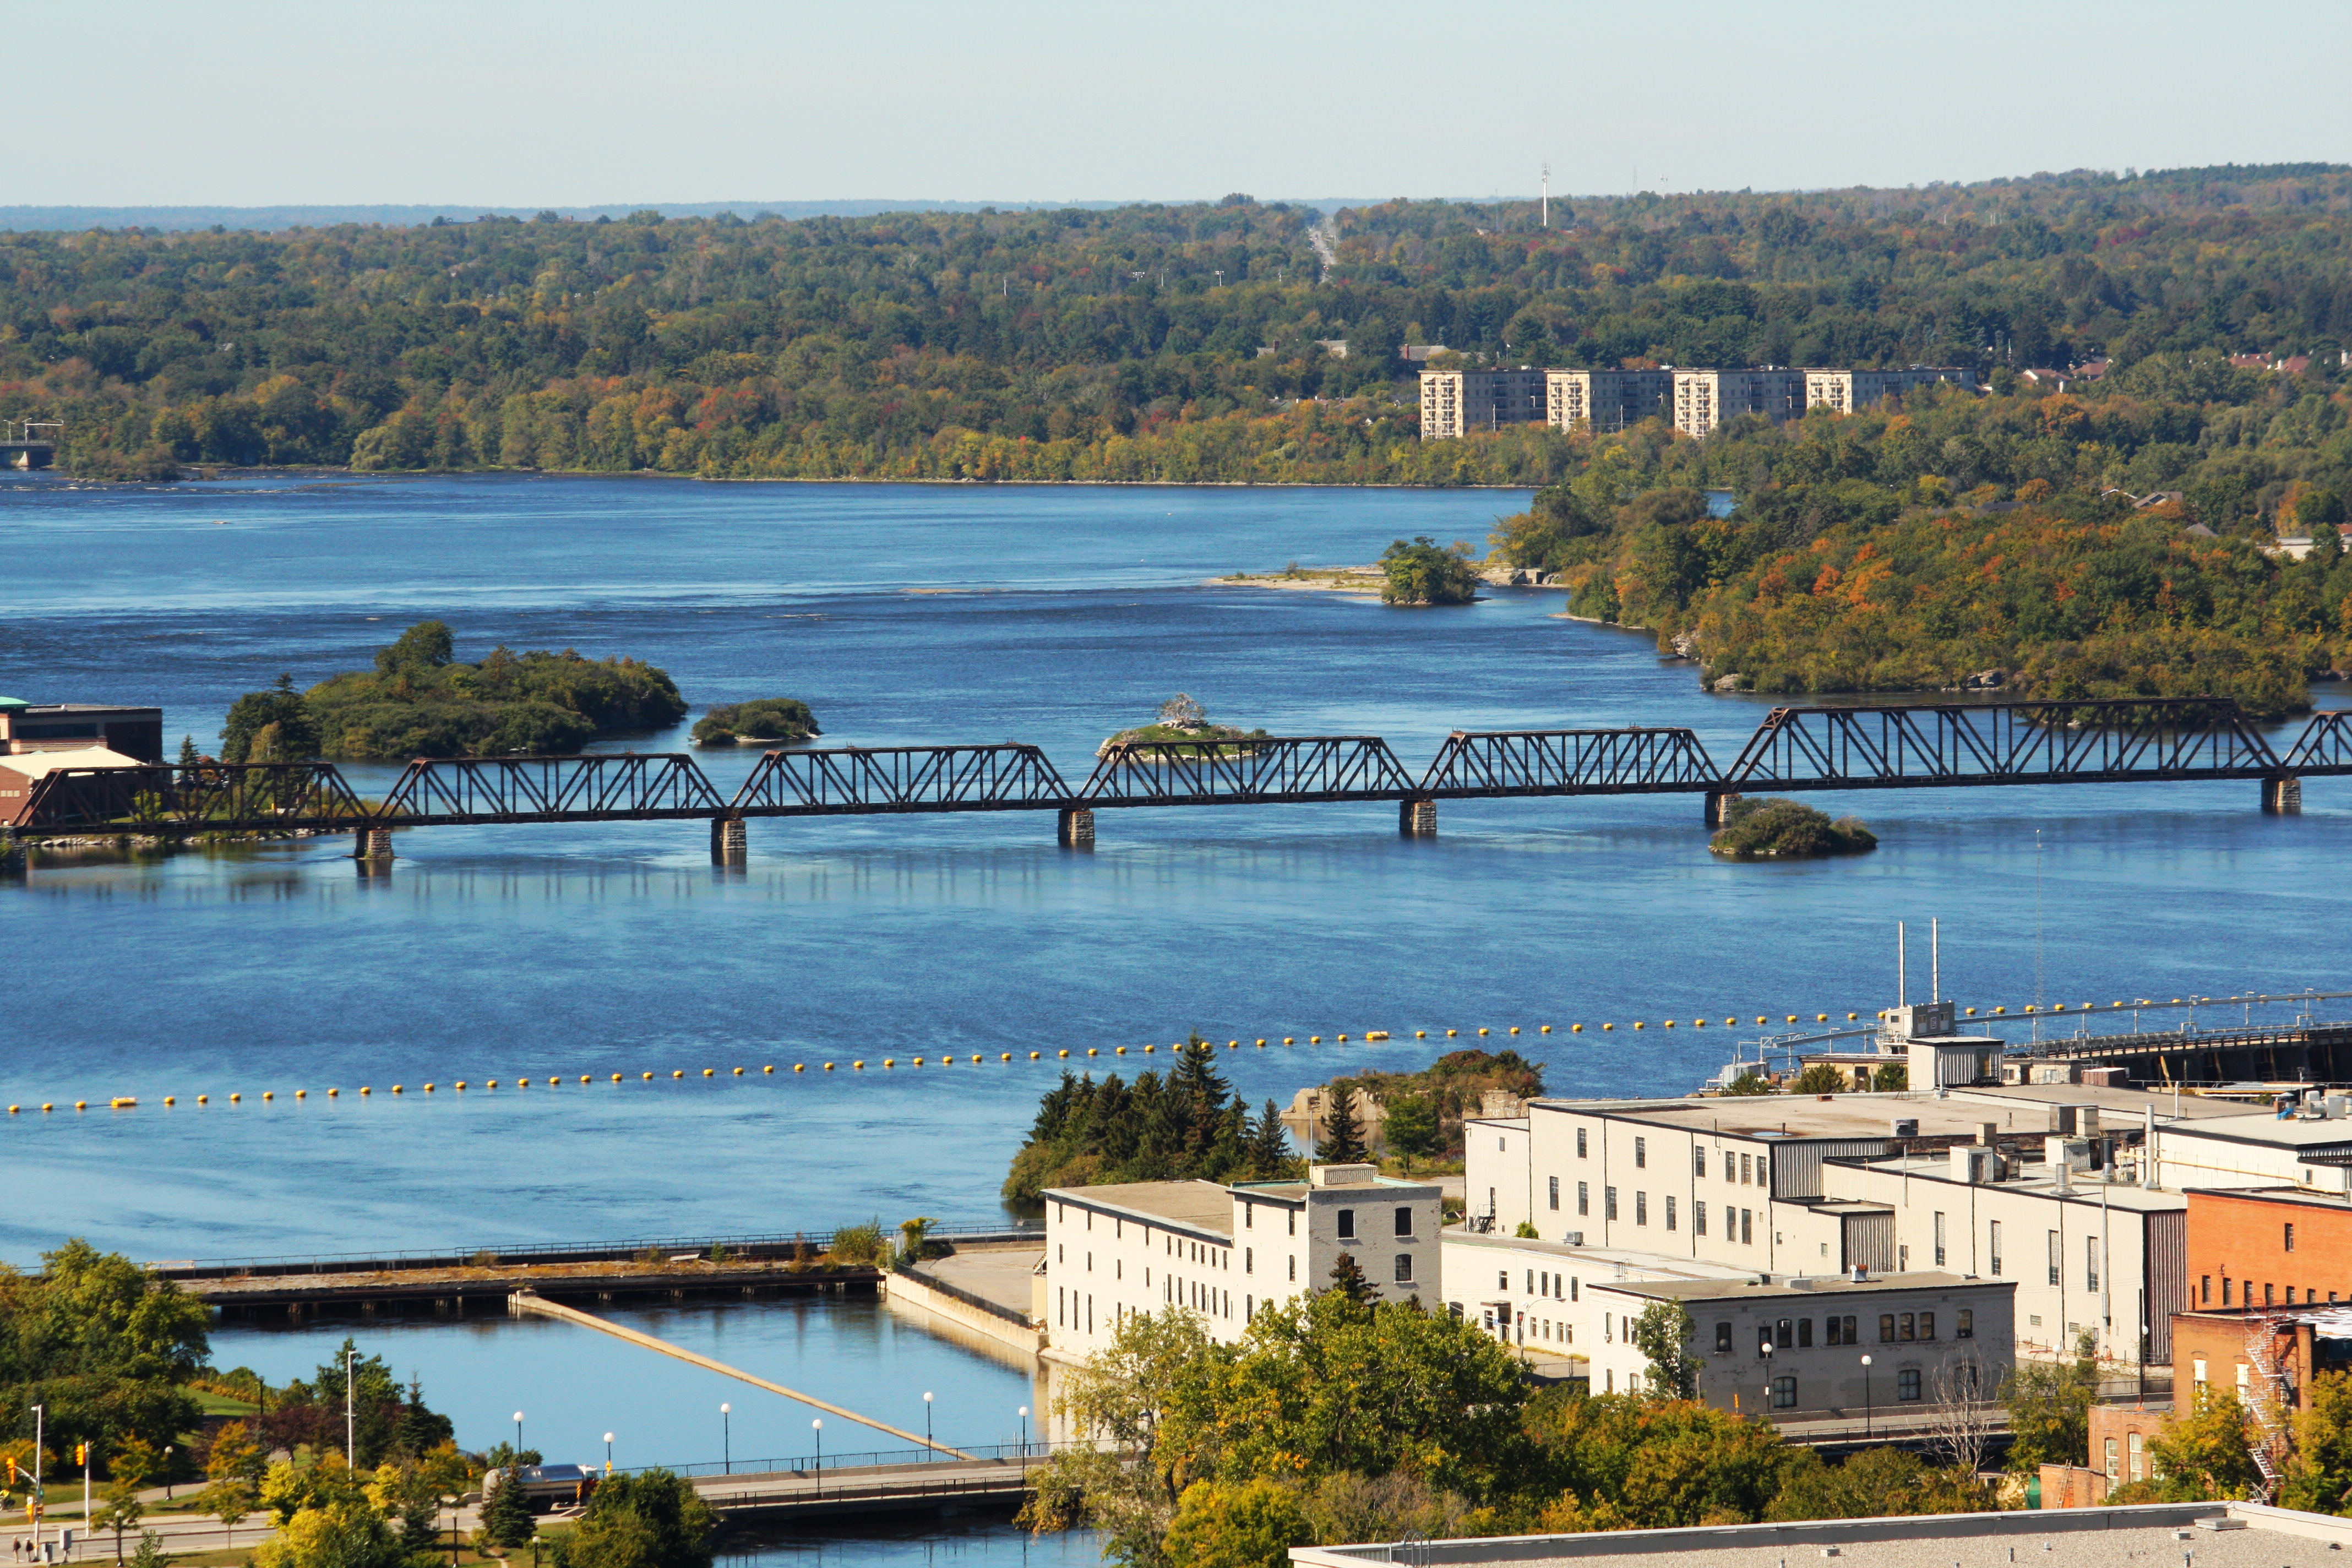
[1041, 1164, 1444, 1357]
[1441, 1229, 1752, 1356]
[1545, 369, 1672, 433]
[1419, 369, 1548, 439]
[1672, 369, 1805, 438]
[1464, 1116, 1533, 1234]
[1803, 366, 1979, 413]
[2151, 1106, 2352, 1195]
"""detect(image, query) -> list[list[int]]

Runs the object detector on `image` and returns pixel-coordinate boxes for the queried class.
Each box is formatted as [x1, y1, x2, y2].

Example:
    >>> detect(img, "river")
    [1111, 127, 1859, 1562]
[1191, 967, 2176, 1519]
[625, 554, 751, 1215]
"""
[5, 470, 2349, 1536]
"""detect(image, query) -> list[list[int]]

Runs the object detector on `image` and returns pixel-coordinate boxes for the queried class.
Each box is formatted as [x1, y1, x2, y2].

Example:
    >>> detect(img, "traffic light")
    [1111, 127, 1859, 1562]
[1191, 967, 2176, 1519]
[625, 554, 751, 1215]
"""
[74, 1444, 86, 1467]
[4, 1454, 14, 1483]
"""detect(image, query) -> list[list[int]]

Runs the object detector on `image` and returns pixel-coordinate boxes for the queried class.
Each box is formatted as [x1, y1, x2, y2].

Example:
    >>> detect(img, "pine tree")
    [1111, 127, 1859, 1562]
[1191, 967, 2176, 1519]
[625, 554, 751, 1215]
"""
[1245, 1100, 1294, 1178]
[1325, 1253, 1378, 1306]
[176, 734, 201, 777]
[476, 1468, 536, 1550]
[1316, 1081, 1368, 1164]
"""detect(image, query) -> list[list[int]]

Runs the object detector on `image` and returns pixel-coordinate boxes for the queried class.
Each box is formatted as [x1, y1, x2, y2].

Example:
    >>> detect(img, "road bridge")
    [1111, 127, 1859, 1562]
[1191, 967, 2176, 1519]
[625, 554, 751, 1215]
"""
[8, 698, 2344, 859]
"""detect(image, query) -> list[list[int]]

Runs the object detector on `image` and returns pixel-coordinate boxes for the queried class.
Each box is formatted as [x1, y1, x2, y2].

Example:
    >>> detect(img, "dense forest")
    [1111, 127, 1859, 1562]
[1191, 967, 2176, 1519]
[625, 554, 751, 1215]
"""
[2, 163, 2346, 491]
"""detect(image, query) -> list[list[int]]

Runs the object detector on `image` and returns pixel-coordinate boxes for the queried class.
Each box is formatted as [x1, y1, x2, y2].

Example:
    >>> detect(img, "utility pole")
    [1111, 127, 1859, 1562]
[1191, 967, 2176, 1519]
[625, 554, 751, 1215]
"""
[30, 1404, 42, 1561]
[1542, 162, 1550, 229]
[346, 1348, 358, 1468]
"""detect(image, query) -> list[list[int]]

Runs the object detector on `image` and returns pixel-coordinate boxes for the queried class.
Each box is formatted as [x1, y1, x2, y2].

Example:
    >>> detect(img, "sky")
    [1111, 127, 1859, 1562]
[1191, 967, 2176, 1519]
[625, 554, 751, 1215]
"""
[18, 0, 2349, 208]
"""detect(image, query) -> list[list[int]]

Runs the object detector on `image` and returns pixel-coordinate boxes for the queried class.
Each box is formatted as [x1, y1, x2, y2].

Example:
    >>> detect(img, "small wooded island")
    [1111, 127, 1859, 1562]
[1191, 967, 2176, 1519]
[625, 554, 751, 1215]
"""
[1098, 694, 1270, 759]
[221, 620, 689, 760]
[1708, 796, 1878, 858]
[693, 698, 820, 747]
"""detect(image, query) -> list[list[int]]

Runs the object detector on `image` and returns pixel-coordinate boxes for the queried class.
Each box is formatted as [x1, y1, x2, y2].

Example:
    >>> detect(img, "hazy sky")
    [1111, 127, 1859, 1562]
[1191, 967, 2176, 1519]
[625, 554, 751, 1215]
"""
[22, 0, 2349, 206]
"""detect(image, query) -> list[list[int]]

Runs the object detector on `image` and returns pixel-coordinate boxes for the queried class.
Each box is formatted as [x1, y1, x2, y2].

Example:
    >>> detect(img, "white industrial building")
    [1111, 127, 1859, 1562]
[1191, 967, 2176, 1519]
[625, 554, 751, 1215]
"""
[1041, 1164, 1443, 1357]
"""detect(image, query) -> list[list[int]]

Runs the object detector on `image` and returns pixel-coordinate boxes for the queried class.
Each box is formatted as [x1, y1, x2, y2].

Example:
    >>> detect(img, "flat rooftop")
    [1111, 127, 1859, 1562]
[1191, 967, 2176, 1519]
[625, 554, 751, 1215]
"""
[1589, 1270, 1997, 1304]
[1830, 1153, 2189, 1210]
[1290, 1501, 2351, 1568]
[1443, 1229, 1755, 1280]
[1043, 1180, 1232, 1237]
[2160, 1110, 2352, 1151]
[1234, 1175, 1440, 1202]
[1531, 1084, 2248, 1142]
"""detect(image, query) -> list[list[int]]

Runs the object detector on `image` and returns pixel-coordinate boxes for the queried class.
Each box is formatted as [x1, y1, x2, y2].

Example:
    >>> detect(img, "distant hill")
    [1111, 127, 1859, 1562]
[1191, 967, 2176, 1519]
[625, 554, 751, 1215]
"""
[0, 198, 1376, 232]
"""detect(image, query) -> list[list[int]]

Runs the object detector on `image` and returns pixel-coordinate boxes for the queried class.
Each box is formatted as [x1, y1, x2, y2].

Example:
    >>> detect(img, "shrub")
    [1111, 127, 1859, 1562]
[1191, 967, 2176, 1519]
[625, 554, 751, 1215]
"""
[691, 698, 819, 747]
[1709, 798, 1877, 858]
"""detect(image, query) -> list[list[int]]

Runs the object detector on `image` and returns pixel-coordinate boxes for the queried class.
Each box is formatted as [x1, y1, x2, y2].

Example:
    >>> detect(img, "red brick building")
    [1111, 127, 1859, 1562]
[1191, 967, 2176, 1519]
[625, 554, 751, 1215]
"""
[2185, 1188, 2352, 1314]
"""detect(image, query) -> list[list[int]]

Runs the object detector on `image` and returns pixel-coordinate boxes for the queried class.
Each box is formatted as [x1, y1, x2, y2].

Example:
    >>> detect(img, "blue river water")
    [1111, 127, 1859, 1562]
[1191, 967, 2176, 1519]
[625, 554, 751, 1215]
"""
[4, 470, 2348, 1272]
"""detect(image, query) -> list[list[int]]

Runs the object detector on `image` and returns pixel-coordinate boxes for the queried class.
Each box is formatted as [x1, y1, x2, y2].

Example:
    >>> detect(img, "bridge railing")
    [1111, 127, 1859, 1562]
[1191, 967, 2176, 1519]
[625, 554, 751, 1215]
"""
[729, 744, 1074, 816]
[643, 1439, 1086, 1479]
[1416, 727, 1722, 796]
[1077, 735, 1418, 804]
[1725, 698, 2285, 790]
[141, 1224, 1040, 1278]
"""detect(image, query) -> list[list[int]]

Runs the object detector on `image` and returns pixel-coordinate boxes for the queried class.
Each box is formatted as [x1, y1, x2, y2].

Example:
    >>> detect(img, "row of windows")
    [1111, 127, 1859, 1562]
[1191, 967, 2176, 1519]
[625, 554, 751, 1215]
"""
[1711, 1310, 1974, 1352]
[2203, 1276, 2343, 1308]
[1565, 1128, 1769, 1189]
[1333, 1206, 1417, 1242]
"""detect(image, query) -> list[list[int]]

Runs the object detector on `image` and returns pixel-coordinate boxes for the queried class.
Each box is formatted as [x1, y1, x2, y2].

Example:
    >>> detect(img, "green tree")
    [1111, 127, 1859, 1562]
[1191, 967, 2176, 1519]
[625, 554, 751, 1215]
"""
[1766, 1445, 1985, 1520]
[553, 1469, 714, 1568]
[2281, 1371, 2352, 1513]
[2119, 1388, 2260, 1502]
[194, 1477, 257, 1551]
[1378, 536, 1478, 606]
[1315, 1082, 1369, 1164]
[475, 1466, 536, 1550]
[255, 1455, 406, 1568]
[126, 1533, 165, 1568]
[1161, 1479, 1312, 1568]
[2000, 1332, 2102, 1472]
[1243, 1100, 1295, 1179]
[221, 676, 322, 764]
[1324, 1254, 1378, 1307]
[1788, 1064, 1848, 1096]
[1719, 1070, 1777, 1097]
[1381, 1092, 1441, 1172]
[1871, 1063, 1908, 1091]
[92, 1473, 144, 1564]
[175, 735, 200, 776]
[1629, 1300, 1699, 1400]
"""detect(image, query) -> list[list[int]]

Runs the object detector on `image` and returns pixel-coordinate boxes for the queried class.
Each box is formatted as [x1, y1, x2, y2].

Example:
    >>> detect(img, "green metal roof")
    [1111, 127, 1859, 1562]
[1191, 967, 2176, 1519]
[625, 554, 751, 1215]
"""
[0, 697, 28, 712]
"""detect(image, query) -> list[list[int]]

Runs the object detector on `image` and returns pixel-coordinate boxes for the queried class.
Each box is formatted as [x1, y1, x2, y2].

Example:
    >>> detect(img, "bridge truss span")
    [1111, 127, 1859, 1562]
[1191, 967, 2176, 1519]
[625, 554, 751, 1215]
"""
[1417, 727, 1722, 797]
[1076, 736, 1417, 806]
[383, 754, 729, 825]
[1724, 698, 2286, 792]
[18, 761, 373, 834]
[728, 744, 1075, 816]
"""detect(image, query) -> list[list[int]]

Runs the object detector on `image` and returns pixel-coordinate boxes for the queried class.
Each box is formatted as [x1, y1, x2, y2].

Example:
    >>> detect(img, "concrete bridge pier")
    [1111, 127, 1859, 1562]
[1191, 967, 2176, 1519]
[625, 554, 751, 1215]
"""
[1398, 798, 1437, 837]
[1705, 790, 1744, 828]
[354, 827, 394, 862]
[711, 815, 748, 864]
[2262, 775, 2303, 814]
[1057, 807, 1095, 848]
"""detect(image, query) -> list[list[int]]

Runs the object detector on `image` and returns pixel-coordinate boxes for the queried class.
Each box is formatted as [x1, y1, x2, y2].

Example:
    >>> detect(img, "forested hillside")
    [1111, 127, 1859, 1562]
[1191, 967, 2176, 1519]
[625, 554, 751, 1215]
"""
[2, 164, 2347, 488]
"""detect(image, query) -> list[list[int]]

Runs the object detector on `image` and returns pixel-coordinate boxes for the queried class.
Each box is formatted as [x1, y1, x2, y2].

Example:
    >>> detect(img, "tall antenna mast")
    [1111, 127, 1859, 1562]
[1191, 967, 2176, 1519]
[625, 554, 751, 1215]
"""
[1897, 921, 1907, 1009]
[1542, 162, 1550, 229]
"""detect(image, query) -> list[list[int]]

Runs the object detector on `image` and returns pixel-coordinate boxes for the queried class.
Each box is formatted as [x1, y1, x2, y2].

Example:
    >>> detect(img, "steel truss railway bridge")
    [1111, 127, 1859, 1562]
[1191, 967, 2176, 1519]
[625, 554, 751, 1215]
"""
[9, 697, 2350, 862]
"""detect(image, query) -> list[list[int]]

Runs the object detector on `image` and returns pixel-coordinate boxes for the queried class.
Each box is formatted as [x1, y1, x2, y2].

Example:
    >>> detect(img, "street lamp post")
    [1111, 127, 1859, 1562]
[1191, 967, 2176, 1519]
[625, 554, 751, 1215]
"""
[1860, 1355, 1874, 1439]
[30, 1403, 42, 1561]
[923, 1392, 934, 1459]
[721, 1404, 731, 1475]
[811, 1419, 823, 1498]
[162, 1447, 174, 1502]
[513, 1412, 525, 1460]
[1760, 1341, 1774, 1413]
[442, 1495, 461, 1567]
[1017, 1406, 1029, 1458]
[603, 1434, 614, 1476]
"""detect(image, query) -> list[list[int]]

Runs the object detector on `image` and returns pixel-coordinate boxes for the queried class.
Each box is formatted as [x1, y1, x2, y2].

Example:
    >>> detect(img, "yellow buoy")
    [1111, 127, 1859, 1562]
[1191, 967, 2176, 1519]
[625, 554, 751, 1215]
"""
[455, 1081, 468, 1091]
[1228, 1041, 1239, 1049]
[763, 1065, 774, 1075]
[1571, 1023, 1583, 1033]
[1664, 1021, 1676, 1029]
[75, 1101, 88, 1110]
[1632, 1023, 1643, 1031]
[1001, 1053, 1012, 1062]
[1787, 1015, 1798, 1022]
[1994, 1005, 2006, 1015]
[262, 1091, 274, 1101]
[1142, 1044, 1154, 1053]
[42, 1103, 54, 1112]
[1816, 1013, 1828, 1021]
[644, 1071, 655, 1080]
[973, 1055, 984, 1064]
[581, 1075, 592, 1084]
[1477, 1027, 1489, 1036]
[672, 1070, 684, 1079]
[1846, 1012, 1858, 1021]
[884, 1058, 897, 1068]
[164, 1096, 176, 1106]
[423, 1082, 435, 1092]
[613, 1073, 624, 1082]
[1087, 1048, 1098, 1057]
[704, 1068, 716, 1076]
[1966, 1007, 1977, 1016]
[111, 1097, 137, 1109]
[1059, 1049, 1069, 1058]
[1030, 1051, 1041, 1059]
[1115, 1047, 1126, 1055]
[732, 1067, 743, 1076]
[1693, 1019, 1705, 1028]
[1540, 1025, 1551, 1035]
[824, 1063, 834, 1071]
[1725, 1017, 1737, 1026]
[4, 1106, 14, 1114]
[913, 1057, 925, 1066]
[294, 1090, 307, 1099]
[794, 1063, 806, 1072]
[1309, 1035, 1320, 1044]
[487, 1079, 499, 1088]
[519, 1078, 531, 1087]
[1509, 1026, 1520, 1035]
[199, 1095, 210, 1104]
[853, 1060, 864, 1069]
[1415, 1030, 1426, 1038]
[1446, 1029, 1457, 1038]
[1284, 1037, 1294, 1045]
[360, 1086, 371, 1095]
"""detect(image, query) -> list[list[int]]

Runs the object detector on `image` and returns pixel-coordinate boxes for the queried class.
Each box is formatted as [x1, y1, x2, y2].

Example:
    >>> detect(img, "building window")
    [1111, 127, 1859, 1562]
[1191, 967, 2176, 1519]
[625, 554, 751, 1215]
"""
[1498, 1271, 1509, 1292]
[1526, 1270, 1536, 1294]
[1636, 1192, 1648, 1226]
[1919, 1313, 1935, 1341]
[1826, 1315, 1854, 1346]
[1578, 1182, 1590, 1216]
[1989, 1221, 2003, 1277]
[1549, 1176, 1560, 1211]
[1395, 1207, 1413, 1238]
[2048, 1230, 2061, 1287]
[1577, 1128, 1588, 1158]
[2087, 1237, 2099, 1293]
[1694, 1147, 1708, 1178]
[1695, 1201, 1707, 1237]
[2223, 1276, 2233, 1305]
[1244, 1205, 1253, 1230]
[2130, 1432, 2144, 1482]
[1393, 1254, 1414, 1284]
[1337, 1209, 1355, 1240]
[1635, 1136, 1647, 1169]
[1899, 1313, 1915, 1341]
[2287, 1222, 2297, 1253]
[1772, 1376, 1797, 1409]
[2202, 1275, 2212, 1305]
[1797, 1317, 1813, 1348]
[2104, 1438, 2119, 1480]
[1666, 1196, 1678, 1232]
[1740, 1208, 1752, 1245]
[1605, 1187, 1618, 1221]
[1245, 1248, 1253, 1274]
[1879, 1314, 1896, 1343]
[1739, 1153, 1751, 1184]
[1897, 1369, 1921, 1402]
[1288, 1256, 1295, 1281]
[1716, 1321, 1733, 1352]
[1934, 1212, 1946, 1268]
[2266, 1282, 2275, 1306]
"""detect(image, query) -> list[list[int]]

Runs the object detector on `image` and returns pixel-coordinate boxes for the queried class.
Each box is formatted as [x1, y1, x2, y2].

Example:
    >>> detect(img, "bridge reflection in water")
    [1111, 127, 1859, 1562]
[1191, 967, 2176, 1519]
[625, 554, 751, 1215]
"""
[9, 698, 2348, 860]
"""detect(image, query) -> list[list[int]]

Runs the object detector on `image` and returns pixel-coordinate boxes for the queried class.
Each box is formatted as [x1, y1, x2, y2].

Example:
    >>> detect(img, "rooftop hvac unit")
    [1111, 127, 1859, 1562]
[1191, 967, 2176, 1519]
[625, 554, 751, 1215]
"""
[1950, 1144, 2001, 1184]
[1891, 1118, 1920, 1138]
